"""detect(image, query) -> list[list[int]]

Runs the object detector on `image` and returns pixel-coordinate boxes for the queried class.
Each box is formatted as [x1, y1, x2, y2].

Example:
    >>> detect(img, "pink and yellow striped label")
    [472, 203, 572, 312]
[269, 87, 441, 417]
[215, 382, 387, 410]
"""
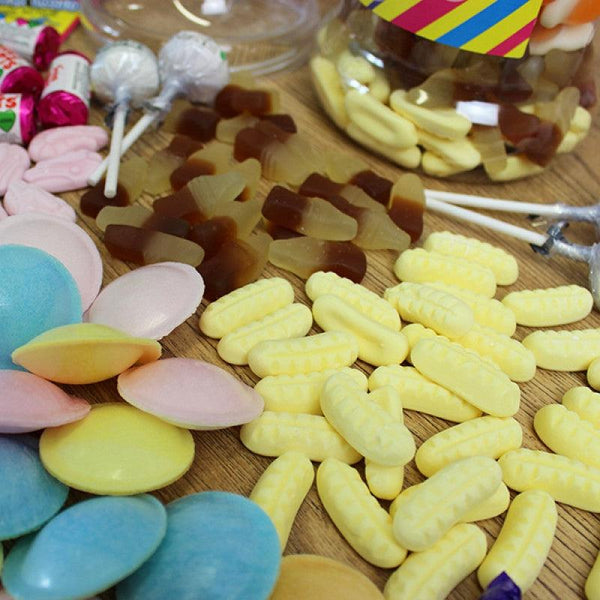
[360, 0, 544, 58]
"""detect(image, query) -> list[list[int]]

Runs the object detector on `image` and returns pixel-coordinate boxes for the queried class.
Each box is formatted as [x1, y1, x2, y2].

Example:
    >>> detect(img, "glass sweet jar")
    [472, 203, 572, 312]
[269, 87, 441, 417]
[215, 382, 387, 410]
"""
[311, 0, 598, 181]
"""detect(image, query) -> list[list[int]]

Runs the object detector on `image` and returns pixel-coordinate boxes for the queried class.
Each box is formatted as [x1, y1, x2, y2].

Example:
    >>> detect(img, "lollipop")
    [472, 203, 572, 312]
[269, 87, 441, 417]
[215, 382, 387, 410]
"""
[87, 31, 229, 188]
[90, 41, 160, 199]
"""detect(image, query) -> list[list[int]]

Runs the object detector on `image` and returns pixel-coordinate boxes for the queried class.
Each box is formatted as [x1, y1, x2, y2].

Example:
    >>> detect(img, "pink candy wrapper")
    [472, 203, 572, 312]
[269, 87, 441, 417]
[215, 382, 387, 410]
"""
[38, 50, 91, 129]
[0, 45, 44, 97]
[0, 20, 60, 70]
[0, 93, 36, 145]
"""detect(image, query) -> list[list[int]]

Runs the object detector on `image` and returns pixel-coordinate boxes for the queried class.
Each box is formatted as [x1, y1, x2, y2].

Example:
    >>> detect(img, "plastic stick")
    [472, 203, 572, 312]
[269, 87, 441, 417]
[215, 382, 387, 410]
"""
[103, 102, 128, 198]
[425, 189, 564, 218]
[425, 197, 548, 247]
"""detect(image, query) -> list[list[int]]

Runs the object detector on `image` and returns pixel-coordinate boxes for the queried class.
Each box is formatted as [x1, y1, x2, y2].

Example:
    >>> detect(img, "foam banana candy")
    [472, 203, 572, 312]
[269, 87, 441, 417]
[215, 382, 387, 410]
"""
[523, 329, 600, 371]
[249, 451, 314, 550]
[534, 404, 600, 468]
[200, 277, 294, 338]
[394, 248, 497, 298]
[364, 386, 406, 500]
[478, 490, 557, 592]
[317, 458, 407, 568]
[369, 365, 482, 422]
[312, 295, 408, 367]
[562, 386, 600, 428]
[587, 549, 600, 600]
[454, 324, 536, 382]
[499, 448, 600, 511]
[502, 285, 593, 327]
[217, 303, 313, 365]
[240, 411, 361, 464]
[254, 368, 368, 415]
[392, 456, 502, 552]
[390, 482, 510, 524]
[384, 523, 487, 600]
[384, 282, 473, 339]
[321, 373, 415, 467]
[415, 416, 523, 477]
[411, 338, 520, 417]
[426, 281, 516, 336]
[589, 358, 600, 391]
[306, 271, 400, 330]
[423, 231, 518, 286]
[248, 331, 359, 378]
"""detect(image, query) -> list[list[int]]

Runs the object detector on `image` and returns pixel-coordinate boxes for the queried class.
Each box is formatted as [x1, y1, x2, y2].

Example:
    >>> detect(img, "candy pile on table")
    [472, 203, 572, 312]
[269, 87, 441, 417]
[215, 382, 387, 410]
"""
[2, 27, 600, 600]
[310, 1, 597, 181]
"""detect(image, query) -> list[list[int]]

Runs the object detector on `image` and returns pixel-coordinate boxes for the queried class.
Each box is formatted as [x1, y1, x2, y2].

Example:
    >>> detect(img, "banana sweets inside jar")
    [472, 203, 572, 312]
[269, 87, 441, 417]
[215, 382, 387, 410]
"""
[311, 0, 598, 181]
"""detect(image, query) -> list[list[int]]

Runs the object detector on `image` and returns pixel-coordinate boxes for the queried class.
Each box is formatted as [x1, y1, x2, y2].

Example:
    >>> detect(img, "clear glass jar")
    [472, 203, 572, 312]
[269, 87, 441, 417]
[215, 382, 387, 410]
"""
[81, 0, 342, 75]
[312, 1, 598, 181]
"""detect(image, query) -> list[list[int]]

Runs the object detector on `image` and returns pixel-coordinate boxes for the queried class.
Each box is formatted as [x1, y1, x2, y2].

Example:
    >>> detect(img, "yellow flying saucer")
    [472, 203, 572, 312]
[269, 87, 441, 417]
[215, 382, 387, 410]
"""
[11, 323, 161, 384]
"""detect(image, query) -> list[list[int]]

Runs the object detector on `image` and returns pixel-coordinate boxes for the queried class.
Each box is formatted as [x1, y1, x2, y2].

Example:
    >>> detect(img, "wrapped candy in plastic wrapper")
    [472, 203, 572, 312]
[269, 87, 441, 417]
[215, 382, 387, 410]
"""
[38, 51, 91, 129]
[90, 40, 160, 198]
[0, 20, 59, 70]
[91, 41, 159, 109]
[0, 45, 44, 97]
[479, 572, 521, 600]
[88, 30, 229, 187]
[0, 93, 36, 145]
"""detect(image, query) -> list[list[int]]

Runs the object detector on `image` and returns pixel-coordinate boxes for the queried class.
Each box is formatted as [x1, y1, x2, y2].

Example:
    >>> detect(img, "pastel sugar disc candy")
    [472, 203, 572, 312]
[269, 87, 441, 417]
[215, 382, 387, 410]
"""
[0, 213, 103, 311]
[85, 262, 204, 339]
[39, 403, 194, 495]
[2, 495, 167, 600]
[116, 491, 281, 600]
[12, 323, 162, 384]
[117, 358, 264, 429]
[269, 554, 385, 600]
[0, 435, 68, 540]
[0, 245, 81, 370]
[0, 371, 90, 433]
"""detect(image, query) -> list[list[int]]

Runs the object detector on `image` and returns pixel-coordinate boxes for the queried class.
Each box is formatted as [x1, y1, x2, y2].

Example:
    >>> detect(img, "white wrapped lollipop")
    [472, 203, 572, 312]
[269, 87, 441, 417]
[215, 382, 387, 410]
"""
[90, 41, 160, 198]
[88, 31, 229, 189]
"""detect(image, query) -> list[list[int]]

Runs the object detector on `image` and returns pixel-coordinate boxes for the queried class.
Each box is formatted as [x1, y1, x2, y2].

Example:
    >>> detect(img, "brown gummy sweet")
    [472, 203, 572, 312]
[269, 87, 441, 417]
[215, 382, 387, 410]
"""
[96, 205, 190, 238]
[104, 224, 205, 267]
[260, 114, 297, 134]
[170, 158, 217, 191]
[187, 216, 238, 259]
[199, 235, 269, 300]
[166, 135, 205, 158]
[234, 126, 272, 162]
[164, 106, 220, 142]
[498, 104, 562, 166]
[350, 170, 393, 206]
[215, 84, 277, 118]
[268, 237, 366, 283]
[80, 181, 129, 219]
[262, 186, 308, 232]
[153, 187, 209, 225]
[299, 173, 344, 199]
[263, 220, 302, 240]
[388, 174, 425, 243]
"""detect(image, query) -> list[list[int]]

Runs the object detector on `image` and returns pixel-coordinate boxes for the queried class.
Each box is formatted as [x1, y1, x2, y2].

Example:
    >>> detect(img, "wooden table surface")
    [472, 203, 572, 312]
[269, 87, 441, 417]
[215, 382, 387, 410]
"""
[59, 26, 600, 600]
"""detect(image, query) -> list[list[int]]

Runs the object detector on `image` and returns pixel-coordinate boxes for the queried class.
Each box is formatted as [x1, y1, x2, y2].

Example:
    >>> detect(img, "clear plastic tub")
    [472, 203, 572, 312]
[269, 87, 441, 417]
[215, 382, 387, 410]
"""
[311, 1, 598, 181]
[81, 0, 342, 75]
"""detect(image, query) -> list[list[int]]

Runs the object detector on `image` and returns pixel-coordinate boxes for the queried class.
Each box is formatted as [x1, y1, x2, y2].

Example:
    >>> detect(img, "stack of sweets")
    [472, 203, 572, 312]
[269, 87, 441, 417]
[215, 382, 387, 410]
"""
[0, 18, 91, 147]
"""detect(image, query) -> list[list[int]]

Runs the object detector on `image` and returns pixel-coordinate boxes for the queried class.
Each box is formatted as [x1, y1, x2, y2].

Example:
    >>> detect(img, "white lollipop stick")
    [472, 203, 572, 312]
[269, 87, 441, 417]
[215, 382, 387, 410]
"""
[424, 189, 565, 218]
[103, 102, 128, 198]
[87, 110, 160, 187]
[425, 197, 548, 246]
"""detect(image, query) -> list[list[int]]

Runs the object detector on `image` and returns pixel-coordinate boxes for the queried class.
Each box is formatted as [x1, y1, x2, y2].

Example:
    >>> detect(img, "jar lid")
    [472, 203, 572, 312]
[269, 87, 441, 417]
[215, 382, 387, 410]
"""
[81, 0, 342, 75]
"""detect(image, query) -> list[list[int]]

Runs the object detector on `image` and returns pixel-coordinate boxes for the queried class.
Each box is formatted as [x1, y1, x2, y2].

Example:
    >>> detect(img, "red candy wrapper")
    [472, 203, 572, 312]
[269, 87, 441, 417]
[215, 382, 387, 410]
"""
[0, 44, 44, 97]
[38, 50, 91, 128]
[0, 92, 36, 145]
[0, 20, 60, 70]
